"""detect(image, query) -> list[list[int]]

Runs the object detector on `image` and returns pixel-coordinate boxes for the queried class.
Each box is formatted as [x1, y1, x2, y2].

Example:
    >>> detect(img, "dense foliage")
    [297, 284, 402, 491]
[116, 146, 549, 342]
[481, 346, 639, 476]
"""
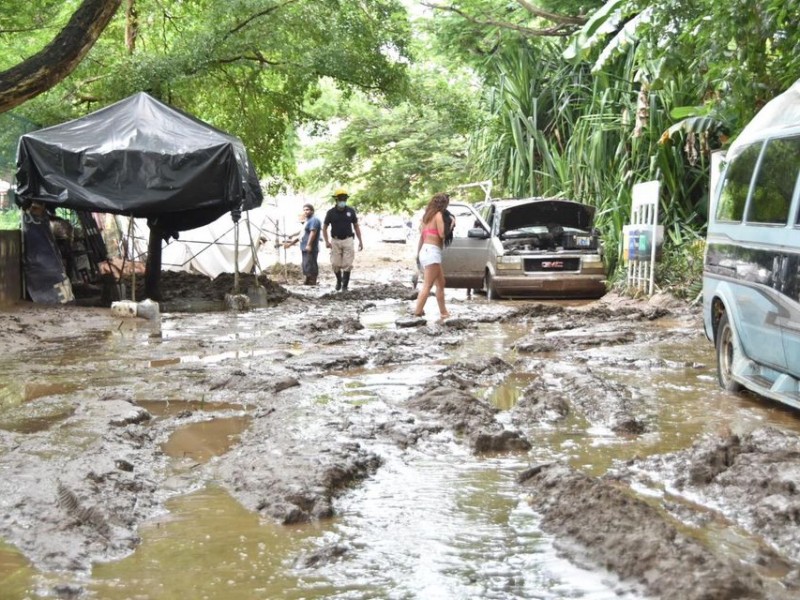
[423, 0, 800, 284]
[3, 0, 800, 291]
[1, 0, 412, 178]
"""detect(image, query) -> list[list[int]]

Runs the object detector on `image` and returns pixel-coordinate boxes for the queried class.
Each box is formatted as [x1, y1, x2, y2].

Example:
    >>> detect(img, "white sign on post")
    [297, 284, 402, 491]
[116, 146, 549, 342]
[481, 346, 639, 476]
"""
[626, 180, 661, 296]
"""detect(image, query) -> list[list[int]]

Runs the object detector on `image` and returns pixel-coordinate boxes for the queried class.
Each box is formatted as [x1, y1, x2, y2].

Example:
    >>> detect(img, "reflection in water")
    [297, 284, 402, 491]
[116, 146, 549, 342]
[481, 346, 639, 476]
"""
[136, 399, 245, 418]
[0, 542, 35, 599]
[163, 416, 251, 464]
[87, 454, 629, 600]
[90, 486, 318, 600]
[0, 381, 80, 412]
[487, 372, 538, 410]
[0, 407, 75, 434]
[299, 446, 629, 599]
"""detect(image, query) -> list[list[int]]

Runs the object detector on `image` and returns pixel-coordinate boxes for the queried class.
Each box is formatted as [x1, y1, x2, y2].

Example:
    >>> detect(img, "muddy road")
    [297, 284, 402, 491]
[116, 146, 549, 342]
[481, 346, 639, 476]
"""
[2, 233, 800, 599]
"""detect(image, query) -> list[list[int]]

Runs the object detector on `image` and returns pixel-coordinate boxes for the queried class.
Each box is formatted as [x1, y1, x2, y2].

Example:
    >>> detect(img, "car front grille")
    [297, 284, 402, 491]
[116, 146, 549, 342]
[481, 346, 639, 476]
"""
[524, 257, 581, 272]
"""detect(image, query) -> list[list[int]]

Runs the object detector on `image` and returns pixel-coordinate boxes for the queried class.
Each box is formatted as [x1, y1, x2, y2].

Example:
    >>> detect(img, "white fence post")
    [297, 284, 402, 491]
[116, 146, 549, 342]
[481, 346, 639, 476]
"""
[626, 181, 661, 296]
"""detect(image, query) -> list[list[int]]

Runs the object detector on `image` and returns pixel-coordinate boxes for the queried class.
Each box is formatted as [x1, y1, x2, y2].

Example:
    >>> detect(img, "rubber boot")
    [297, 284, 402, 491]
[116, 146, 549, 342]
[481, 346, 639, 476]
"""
[335, 270, 342, 291]
[341, 271, 351, 292]
[303, 275, 312, 285]
[308, 274, 317, 286]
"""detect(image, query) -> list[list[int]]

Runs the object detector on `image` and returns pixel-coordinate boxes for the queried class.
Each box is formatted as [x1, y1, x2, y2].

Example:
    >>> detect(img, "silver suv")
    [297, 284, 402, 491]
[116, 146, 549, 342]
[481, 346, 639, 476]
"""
[435, 198, 606, 299]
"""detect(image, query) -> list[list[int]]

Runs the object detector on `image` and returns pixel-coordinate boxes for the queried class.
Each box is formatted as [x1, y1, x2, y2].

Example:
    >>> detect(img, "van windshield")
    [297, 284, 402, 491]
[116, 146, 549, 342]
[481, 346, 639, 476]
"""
[746, 135, 800, 224]
[716, 142, 761, 222]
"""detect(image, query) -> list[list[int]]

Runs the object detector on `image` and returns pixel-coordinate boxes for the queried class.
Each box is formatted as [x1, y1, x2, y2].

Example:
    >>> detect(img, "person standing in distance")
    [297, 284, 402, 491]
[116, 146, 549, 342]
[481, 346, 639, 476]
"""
[413, 192, 452, 318]
[284, 204, 321, 285]
[322, 188, 363, 291]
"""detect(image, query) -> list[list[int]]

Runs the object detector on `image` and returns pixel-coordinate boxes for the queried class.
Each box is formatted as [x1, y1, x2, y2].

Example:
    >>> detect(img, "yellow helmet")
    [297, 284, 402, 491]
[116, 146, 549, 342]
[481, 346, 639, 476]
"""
[333, 187, 349, 197]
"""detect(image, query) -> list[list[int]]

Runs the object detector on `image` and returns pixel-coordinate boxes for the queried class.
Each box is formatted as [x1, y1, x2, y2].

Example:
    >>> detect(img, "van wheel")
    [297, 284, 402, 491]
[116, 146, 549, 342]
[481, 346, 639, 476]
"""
[484, 271, 500, 301]
[716, 312, 742, 393]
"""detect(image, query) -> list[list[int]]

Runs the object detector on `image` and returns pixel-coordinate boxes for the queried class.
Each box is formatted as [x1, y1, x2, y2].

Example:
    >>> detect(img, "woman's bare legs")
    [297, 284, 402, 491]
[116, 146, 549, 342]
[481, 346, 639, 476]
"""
[434, 268, 448, 317]
[414, 263, 439, 316]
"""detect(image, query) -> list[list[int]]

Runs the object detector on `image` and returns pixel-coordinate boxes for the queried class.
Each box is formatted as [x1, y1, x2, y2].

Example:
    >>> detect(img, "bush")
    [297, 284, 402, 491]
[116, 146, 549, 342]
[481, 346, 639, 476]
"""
[0, 208, 21, 230]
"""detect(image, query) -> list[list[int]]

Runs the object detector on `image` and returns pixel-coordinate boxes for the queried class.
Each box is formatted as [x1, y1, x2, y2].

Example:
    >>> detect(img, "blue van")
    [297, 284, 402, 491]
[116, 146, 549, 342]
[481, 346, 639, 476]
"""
[703, 81, 800, 409]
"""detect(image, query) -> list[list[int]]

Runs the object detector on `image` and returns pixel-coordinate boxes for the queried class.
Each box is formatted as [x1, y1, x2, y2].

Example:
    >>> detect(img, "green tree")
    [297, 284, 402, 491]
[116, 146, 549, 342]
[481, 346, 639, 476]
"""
[2, 0, 413, 178]
[424, 0, 800, 291]
[301, 63, 483, 211]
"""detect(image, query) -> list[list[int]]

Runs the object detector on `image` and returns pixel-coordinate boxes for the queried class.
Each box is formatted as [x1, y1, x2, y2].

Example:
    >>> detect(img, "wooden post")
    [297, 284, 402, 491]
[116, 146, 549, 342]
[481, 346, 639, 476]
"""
[144, 225, 163, 301]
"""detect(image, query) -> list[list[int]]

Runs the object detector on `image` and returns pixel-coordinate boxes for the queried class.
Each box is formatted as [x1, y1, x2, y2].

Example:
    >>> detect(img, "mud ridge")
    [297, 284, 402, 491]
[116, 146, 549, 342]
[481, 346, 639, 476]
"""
[519, 462, 767, 599]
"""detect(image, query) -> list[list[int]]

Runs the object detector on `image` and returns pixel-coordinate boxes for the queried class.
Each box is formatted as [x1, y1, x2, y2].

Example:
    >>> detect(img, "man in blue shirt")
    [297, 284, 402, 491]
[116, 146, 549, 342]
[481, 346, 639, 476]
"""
[285, 204, 322, 285]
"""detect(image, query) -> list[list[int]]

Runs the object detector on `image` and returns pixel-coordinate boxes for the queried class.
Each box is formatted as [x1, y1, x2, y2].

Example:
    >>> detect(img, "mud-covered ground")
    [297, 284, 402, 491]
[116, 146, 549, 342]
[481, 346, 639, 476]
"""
[1, 236, 800, 599]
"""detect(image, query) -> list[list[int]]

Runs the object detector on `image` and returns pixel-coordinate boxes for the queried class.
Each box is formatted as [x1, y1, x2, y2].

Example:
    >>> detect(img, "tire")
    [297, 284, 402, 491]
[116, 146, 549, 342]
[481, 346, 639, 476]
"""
[716, 312, 743, 393]
[483, 270, 501, 301]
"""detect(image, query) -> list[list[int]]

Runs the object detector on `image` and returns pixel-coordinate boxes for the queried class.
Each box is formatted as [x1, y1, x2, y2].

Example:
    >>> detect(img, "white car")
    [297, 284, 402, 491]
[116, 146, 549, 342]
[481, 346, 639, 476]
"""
[414, 198, 607, 299]
[380, 215, 411, 243]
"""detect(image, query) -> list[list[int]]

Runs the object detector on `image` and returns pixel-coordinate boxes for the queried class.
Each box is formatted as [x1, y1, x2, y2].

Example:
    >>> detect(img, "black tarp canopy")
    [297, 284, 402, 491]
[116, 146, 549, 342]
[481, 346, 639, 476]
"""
[15, 92, 263, 233]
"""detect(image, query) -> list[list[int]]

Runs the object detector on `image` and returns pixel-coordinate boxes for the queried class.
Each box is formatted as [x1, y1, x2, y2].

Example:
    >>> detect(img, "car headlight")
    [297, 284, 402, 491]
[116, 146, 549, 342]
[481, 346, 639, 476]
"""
[496, 256, 522, 270]
[581, 255, 603, 264]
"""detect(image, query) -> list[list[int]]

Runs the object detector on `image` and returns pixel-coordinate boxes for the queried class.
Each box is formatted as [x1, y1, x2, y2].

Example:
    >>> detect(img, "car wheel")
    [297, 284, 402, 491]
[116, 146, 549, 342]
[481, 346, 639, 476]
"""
[716, 312, 742, 393]
[484, 271, 500, 301]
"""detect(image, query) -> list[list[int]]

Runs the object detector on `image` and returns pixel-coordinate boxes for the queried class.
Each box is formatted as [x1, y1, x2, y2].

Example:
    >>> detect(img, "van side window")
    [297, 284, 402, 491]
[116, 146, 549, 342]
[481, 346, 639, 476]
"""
[716, 142, 762, 222]
[746, 135, 800, 225]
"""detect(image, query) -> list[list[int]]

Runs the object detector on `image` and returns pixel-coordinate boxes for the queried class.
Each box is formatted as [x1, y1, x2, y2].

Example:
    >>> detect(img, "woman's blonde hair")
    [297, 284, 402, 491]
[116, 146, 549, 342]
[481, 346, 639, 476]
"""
[421, 193, 449, 225]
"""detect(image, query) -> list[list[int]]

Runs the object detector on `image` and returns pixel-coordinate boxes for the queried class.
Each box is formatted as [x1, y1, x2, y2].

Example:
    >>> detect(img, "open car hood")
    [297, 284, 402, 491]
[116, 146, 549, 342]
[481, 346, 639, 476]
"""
[499, 199, 595, 233]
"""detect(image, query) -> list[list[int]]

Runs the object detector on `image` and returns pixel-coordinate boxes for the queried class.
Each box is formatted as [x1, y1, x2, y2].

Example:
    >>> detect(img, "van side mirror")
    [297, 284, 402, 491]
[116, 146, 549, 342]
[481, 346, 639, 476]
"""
[467, 227, 489, 239]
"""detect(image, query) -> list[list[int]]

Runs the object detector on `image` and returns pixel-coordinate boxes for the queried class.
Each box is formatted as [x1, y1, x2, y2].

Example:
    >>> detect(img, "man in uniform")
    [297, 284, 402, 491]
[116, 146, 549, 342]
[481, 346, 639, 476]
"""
[322, 188, 363, 291]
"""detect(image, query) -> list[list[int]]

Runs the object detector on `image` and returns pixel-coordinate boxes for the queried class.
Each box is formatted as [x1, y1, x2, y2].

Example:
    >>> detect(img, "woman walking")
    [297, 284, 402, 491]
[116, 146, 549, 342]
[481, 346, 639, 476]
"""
[414, 192, 452, 318]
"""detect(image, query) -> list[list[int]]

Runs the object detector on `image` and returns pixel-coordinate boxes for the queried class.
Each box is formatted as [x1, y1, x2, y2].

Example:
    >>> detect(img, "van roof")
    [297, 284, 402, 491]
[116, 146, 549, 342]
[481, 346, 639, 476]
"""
[730, 79, 800, 155]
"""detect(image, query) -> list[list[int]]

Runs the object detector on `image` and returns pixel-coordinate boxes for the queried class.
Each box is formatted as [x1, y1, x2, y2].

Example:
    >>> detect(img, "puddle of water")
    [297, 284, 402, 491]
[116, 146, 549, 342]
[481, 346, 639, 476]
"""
[146, 348, 279, 367]
[487, 372, 539, 410]
[360, 301, 410, 329]
[88, 485, 319, 600]
[83, 447, 632, 599]
[160, 299, 226, 313]
[449, 320, 528, 364]
[299, 445, 636, 599]
[333, 364, 443, 405]
[162, 416, 251, 464]
[0, 380, 80, 411]
[0, 542, 35, 599]
[0, 404, 75, 434]
[136, 399, 246, 418]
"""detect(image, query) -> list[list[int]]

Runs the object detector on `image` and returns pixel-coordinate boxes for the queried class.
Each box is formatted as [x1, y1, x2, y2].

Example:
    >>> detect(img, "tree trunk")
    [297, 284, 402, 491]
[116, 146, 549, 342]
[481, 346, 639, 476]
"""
[125, 0, 138, 54]
[144, 225, 163, 302]
[0, 0, 122, 114]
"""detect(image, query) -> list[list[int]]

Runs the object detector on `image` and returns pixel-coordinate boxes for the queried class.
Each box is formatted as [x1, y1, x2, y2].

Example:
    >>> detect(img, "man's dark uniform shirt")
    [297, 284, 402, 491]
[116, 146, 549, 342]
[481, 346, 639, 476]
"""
[325, 207, 358, 239]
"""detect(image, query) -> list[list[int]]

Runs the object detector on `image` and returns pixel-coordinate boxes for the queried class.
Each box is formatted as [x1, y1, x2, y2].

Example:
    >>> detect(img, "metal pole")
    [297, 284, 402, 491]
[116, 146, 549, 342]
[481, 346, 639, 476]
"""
[128, 217, 136, 302]
[233, 220, 240, 294]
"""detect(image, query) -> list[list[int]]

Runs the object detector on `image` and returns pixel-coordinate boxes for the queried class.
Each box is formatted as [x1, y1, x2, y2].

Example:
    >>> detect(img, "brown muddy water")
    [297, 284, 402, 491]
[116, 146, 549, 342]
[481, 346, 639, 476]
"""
[2, 293, 800, 599]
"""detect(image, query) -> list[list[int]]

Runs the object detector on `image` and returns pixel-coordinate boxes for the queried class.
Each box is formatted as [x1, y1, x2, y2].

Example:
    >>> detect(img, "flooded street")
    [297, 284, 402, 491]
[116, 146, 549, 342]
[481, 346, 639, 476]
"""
[2, 238, 800, 599]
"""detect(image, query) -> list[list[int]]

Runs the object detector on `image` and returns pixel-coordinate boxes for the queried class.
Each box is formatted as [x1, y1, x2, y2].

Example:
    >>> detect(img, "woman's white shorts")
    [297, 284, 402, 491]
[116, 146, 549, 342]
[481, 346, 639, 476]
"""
[418, 243, 443, 268]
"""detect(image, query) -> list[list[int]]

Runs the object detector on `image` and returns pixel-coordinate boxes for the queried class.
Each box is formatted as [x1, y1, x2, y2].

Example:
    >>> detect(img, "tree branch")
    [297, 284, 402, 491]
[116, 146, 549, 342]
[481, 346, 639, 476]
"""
[514, 0, 587, 26]
[421, 1, 583, 37]
[227, 0, 300, 37]
[0, 0, 122, 114]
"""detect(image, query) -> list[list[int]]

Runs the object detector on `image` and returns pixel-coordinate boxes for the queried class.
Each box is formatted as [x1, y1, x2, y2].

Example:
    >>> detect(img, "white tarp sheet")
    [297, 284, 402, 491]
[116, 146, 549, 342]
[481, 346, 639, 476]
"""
[117, 206, 281, 279]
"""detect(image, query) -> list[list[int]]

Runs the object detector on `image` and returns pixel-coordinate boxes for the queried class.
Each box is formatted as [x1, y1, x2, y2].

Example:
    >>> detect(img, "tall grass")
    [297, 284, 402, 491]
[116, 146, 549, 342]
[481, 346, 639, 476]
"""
[469, 39, 711, 290]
